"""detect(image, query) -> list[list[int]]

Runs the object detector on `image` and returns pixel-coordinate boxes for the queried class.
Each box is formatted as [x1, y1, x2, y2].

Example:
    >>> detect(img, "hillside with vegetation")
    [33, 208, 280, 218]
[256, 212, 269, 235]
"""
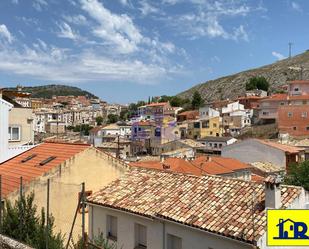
[7, 84, 97, 99]
[178, 50, 309, 102]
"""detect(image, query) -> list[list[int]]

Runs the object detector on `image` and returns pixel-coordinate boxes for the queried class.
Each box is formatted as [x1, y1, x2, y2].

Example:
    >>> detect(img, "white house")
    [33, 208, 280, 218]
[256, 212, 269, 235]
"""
[102, 124, 131, 138]
[221, 101, 253, 136]
[199, 105, 220, 120]
[222, 139, 305, 170]
[87, 169, 308, 249]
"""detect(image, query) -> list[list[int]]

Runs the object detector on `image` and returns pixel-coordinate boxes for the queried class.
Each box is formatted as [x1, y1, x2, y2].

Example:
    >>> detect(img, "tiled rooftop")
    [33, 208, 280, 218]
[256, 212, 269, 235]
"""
[258, 139, 304, 153]
[250, 162, 283, 173]
[146, 102, 168, 107]
[0, 142, 90, 197]
[88, 168, 302, 244]
[130, 156, 251, 176]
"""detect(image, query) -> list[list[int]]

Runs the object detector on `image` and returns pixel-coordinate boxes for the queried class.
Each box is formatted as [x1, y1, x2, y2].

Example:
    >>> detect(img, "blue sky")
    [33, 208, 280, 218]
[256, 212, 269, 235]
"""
[0, 0, 308, 103]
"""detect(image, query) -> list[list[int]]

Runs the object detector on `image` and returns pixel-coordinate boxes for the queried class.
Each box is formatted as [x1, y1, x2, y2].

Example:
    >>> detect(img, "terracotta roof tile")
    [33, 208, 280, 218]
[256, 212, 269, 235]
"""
[146, 102, 167, 107]
[130, 156, 251, 176]
[88, 168, 302, 244]
[288, 80, 309, 84]
[257, 139, 304, 153]
[0, 142, 90, 197]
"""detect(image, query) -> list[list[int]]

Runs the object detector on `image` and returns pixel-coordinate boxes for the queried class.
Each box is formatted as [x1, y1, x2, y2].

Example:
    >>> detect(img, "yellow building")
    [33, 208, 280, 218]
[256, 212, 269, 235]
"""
[200, 116, 223, 138]
[187, 121, 201, 139]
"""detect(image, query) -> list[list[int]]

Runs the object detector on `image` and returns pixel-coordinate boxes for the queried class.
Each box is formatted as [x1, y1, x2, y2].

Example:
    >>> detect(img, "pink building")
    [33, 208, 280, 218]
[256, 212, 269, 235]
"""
[258, 94, 309, 122]
[288, 80, 309, 96]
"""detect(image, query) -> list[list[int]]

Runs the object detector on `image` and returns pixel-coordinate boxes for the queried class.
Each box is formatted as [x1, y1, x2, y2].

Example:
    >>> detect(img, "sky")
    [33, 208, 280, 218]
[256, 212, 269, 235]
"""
[0, 0, 309, 104]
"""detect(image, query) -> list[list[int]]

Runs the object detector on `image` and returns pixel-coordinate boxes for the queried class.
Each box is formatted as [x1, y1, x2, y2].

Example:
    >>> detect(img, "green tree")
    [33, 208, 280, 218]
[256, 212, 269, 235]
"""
[119, 110, 128, 121]
[284, 161, 309, 191]
[95, 116, 104, 125]
[73, 124, 93, 135]
[191, 91, 204, 109]
[245, 76, 270, 91]
[2, 193, 64, 249]
[107, 114, 119, 124]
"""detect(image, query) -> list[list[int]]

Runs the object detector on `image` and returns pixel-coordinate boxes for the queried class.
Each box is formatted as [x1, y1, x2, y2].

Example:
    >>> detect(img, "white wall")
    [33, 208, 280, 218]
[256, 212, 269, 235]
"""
[222, 101, 244, 114]
[222, 139, 286, 168]
[199, 106, 220, 120]
[89, 205, 253, 249]
[0, 98, 13, 163]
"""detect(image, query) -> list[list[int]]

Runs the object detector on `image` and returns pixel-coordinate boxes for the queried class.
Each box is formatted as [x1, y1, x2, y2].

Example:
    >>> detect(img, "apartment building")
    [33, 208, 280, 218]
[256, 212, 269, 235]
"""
[222, 101, 252, 136]
[278, 105, 309, 137]
[258, 80, 309, 123]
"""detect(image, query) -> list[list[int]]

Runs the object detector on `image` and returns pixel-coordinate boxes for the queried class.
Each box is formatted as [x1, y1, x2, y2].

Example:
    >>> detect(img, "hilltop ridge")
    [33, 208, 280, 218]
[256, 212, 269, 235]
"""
[177, 50, 309, 101]
[6, 84, 97, 99]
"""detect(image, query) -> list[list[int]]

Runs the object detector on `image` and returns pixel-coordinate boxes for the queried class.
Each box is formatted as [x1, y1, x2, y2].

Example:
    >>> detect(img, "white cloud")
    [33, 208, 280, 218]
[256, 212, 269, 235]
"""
[119, 0, 130, 6]
[162, 0, 181, 5]
[63, 14, 88, 26]
[68, 0, 77, 6]
[33, 0, 48, 11]
[80, 0, 143, 54]
[211, 56, 221, 63]
[0, 24, 14, 43]
[164, 0, 263, 42]
[139, 1, 159, 16]
[272, 51, 286, 60]
[57, 22, 79, 40]
[0, 44, 172, 83]
[232, 25, 249, 42]
[291, 2, 302, 12]
[16, 16, 39, 26]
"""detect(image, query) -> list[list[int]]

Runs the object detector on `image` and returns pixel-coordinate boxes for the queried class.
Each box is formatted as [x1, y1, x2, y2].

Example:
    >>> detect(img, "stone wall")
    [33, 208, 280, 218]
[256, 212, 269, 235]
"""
[0, 235, 33, 249]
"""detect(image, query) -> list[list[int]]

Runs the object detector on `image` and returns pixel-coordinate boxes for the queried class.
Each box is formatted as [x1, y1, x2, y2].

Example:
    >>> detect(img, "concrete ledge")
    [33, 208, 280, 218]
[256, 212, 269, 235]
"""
[0, 234, 33, 249]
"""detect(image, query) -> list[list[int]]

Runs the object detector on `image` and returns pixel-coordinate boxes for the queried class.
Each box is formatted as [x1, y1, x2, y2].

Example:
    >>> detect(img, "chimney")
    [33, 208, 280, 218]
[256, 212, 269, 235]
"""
[162, 163, 170, 170]
[0, 98, 13, 163]
[264, 175, 282, 209]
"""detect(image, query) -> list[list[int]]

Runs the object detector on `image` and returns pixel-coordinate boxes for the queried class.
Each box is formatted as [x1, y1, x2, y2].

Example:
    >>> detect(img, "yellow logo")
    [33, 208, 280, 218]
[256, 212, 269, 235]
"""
[267, 210, 309, 246]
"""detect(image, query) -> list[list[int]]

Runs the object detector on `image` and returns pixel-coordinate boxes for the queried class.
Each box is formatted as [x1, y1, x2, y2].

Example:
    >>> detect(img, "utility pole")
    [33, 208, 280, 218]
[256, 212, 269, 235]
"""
[116, 135, 120, 159]
[288, 42, 293, 58]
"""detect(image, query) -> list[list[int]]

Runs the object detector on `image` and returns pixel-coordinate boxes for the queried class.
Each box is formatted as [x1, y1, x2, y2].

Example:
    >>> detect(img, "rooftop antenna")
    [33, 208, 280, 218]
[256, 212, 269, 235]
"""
[288, 42, 293, 58]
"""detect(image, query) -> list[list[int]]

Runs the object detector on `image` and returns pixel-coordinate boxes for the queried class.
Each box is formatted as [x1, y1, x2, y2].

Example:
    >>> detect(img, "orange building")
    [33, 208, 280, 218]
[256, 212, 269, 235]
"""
[278, 105, 309, 137]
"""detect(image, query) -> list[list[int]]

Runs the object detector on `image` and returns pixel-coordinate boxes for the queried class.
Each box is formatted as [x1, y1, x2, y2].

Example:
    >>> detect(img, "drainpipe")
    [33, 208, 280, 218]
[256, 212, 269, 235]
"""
[162, 221, 166, 249]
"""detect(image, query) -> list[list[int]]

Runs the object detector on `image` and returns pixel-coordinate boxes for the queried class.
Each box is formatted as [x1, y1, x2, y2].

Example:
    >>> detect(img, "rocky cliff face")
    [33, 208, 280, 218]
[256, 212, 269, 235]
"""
[178, 51, 309, 102]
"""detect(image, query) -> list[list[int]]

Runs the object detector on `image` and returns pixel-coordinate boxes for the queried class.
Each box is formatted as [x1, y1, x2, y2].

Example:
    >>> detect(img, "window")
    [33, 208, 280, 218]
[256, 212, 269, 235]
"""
[167, 234, 182, 249]
[135, 223, 147, 248]
[301, 112, 308, 118]
[307, 127, 309, 131]
[293, 127, 297, 131]
[280, 102, 285, 105]
[287, 112, 293, 118]
[106, 215, 117, 241]
[213, 123, 217, 128]
[8, 126, 21, 141]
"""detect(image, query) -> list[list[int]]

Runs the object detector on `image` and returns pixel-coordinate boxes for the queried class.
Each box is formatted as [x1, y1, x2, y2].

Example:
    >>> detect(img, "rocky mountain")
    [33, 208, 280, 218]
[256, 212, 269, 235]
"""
[177, 50, 309, 102]
[6, 84, 97, 99]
